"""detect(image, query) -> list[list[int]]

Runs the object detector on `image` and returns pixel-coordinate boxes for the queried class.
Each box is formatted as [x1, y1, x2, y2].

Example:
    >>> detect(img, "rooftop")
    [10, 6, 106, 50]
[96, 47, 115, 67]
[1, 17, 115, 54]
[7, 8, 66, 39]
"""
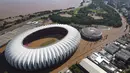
[115, 49, 130, 61]
[79, 58, 107, 73]
[81, 27, 102, 40]
[99, 61, 118, 73]
[89, 52, 110, 64]
[126, 44, 130, 51]
[81, 27, 102, 37]
[116, 38, 127, 45]
[99, 49, 112, 61]
[104, 43, 120, 55]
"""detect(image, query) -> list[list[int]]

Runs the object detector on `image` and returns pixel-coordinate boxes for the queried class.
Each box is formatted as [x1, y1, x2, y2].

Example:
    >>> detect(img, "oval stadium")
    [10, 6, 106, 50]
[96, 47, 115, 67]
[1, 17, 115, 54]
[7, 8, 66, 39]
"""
[81, 27, 102, 41]
[4, 24, 81, 70]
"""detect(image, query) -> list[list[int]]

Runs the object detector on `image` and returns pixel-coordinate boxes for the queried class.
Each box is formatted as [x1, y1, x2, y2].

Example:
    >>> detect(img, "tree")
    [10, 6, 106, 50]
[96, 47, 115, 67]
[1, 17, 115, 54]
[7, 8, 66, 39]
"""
[0, 19, 4, 21]
[69, 64, 84, 73]
[49, 14, 71, 24]
[2, 21, 7, 29]
[19, 15, 24, 18]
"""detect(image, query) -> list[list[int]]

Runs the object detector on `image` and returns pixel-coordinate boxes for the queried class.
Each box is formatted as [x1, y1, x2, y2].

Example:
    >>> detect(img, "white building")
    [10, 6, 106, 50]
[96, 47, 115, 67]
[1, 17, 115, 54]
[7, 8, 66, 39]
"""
[4, 24, 81, 70]
[79, 58, 107, 73]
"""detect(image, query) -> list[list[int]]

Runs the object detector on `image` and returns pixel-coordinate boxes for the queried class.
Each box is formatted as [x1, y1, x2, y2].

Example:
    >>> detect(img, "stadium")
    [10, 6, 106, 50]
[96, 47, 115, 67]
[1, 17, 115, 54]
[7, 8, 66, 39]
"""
[4, 24, 81, 70]
[81, 27, 102, 41]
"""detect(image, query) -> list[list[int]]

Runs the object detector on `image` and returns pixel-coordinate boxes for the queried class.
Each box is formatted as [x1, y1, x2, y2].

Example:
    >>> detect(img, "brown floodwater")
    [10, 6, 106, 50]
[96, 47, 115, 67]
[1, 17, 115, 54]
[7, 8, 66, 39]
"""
[0, 0, 81, 19]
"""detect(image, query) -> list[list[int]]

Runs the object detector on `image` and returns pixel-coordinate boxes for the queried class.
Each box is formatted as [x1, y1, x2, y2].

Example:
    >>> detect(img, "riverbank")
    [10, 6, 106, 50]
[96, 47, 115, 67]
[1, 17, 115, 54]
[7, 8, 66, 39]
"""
[0, 0, 82, 19]
[0, 0, 87, 33]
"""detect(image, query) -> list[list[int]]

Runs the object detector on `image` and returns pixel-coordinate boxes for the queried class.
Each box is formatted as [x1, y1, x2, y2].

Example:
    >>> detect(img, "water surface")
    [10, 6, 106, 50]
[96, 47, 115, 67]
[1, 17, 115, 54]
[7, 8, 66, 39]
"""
[0, 0, 81, 18]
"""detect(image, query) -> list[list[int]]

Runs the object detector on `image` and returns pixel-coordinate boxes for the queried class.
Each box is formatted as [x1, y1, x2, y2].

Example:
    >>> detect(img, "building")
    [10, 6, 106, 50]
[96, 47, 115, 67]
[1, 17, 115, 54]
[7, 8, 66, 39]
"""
[99, 61, 118, 73]
[89, 52, 110, 64]
[81, 27, 102, 41]
[4, 24, 81, 70]
[126, 44, 130, 51]
[113, 49, 130, 69]
[116, 38, 127, 45]
[79, 58, 107, 73]
[88, 52, 120, 73]
[104, 43, 120, 55]
[99, 49, 112, 61]
[115, 49, 130, 62]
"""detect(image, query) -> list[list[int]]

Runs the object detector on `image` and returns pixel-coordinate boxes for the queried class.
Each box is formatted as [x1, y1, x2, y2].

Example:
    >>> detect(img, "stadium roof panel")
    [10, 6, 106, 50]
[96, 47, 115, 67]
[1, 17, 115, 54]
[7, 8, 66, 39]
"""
[4, 24, 81, 70]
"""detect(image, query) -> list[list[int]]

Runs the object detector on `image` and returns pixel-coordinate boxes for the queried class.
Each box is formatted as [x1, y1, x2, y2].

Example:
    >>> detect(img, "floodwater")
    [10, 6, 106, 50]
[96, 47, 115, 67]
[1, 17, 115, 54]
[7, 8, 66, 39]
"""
[0, 0, 81, 19]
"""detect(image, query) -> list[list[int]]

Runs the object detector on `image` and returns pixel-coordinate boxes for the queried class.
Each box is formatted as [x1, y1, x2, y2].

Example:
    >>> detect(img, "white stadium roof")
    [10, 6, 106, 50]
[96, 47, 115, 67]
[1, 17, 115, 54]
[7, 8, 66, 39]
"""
[5, 24, 81, 70]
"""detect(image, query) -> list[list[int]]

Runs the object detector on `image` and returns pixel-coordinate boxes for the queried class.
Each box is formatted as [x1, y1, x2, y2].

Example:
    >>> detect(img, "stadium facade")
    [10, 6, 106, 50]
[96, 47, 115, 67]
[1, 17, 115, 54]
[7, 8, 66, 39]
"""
[5, 24, 81, 70]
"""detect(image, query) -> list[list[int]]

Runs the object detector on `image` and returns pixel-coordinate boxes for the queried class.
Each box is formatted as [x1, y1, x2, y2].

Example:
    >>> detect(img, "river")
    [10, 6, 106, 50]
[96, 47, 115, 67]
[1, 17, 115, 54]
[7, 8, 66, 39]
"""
[0, 0, 82, 19]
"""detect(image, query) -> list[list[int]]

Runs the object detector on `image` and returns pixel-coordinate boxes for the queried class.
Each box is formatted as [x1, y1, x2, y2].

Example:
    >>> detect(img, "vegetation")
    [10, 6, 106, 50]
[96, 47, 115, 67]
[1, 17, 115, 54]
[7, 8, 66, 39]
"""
[4, 71, 8, 73]
[121, 69, 130, 73]
[34, 10, 51, 17]
[49, 0, 122, 27]
[69, 64, 84, 73]
[49, 14, 71, 24]
[0, 19, 4, 21]
[74, 8, 80, 15]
